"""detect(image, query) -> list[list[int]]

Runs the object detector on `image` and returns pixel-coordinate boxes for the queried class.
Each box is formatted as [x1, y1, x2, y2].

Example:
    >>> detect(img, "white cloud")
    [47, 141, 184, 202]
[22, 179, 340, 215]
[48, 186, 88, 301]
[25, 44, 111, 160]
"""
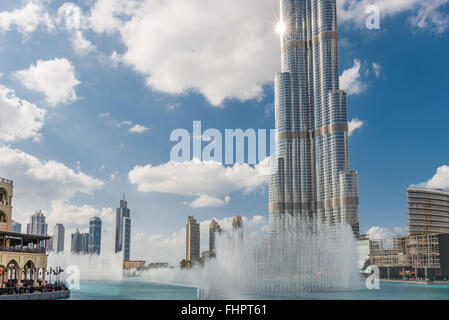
[129, 124, 150, 134]
[366, 225, 408, 240]
[104, 0, 279, 106]
[0, 145, 104, 207]
[372, 62, 382, 79]
[415, 165, 449, 190]
[189, 195, 231, 208]
[88, 0, 138, 34]
[337, 0, 449, 33]
[128, 159, 268, 207]
[47, 200, 114, 232]
[410, 0, 449, 33]
[340, 59, 365, 95]
[0, 84, 46, 142]
[0, 1, 54, 34]
[366, 226, 394, 240]
[348, 118, 364, 136]
[14, 58, 81, 106]
[71, 31, 96, 56]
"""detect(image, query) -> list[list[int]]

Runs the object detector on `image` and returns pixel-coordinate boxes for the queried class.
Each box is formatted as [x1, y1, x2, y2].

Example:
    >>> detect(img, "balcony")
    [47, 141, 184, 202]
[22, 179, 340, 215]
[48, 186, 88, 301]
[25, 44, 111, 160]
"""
[0, 246, 46, 254]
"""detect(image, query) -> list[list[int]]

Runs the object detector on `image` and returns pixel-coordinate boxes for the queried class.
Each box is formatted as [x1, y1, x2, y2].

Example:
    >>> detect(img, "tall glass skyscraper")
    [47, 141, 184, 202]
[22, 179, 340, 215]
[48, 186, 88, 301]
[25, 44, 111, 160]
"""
[270, 0, 360, 236]
[89, 217, 102, 255]
[115, 194, 131, 261]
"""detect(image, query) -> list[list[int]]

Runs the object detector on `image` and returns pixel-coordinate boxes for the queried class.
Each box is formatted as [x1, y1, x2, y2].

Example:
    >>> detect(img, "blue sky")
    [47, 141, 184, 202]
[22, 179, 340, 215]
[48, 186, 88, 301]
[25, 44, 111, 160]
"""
[0, 0, 449, 263]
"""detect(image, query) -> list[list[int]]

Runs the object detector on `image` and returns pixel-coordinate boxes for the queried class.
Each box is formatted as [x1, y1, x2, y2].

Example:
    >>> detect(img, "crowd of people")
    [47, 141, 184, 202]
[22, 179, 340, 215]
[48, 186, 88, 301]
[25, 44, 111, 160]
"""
[1, 281, 69, 295]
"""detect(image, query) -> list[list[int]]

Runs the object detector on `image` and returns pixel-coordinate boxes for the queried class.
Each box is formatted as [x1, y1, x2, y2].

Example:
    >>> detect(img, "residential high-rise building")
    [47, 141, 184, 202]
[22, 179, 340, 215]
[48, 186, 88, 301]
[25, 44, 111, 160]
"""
[10, 220, 21, 233]
[232, 215, 243, 241]
[26, 210, 48, 236]
[209, 219, 222, 252]
[71, 229, 82, 253]
[186, 216, 200, 264]
[270, 0, 360, 236]
[53, 224, 65, 253]
[89, 217, 102, 255]
[71, 229, 89, 254]
[407, 187, 449, 235]
[115, 194, 131, 261]
[81, 232, 89, 253]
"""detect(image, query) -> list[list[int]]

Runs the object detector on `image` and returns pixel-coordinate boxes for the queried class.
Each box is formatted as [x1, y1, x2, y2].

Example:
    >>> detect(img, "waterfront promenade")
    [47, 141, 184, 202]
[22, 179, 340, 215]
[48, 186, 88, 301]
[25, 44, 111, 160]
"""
[0, 290, 70, 300]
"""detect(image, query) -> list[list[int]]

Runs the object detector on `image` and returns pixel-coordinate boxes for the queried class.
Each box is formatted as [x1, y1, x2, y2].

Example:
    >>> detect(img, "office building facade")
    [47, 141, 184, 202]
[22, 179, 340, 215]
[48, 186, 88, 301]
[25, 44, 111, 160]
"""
[10, 220, 21, 233]
[26, 210, 48, 236]
[53, 224, 65, 253]
[89, 217, 102, 255]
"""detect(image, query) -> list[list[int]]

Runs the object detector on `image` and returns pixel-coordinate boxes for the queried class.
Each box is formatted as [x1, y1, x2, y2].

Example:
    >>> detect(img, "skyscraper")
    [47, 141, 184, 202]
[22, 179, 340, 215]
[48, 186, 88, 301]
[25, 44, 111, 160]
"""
[186, 216, 200, 264]
[53, 223, 65, 253]
[10, 220, 21, 233]
[89, 217, 102, 255]
[26, 210, 48, 236]
[71, 228, 89, 254]
[115, 194, 131, 261]
[209, 219, 222, 252]
[270, 0, 360, 236]
[232, 215, 243, 241]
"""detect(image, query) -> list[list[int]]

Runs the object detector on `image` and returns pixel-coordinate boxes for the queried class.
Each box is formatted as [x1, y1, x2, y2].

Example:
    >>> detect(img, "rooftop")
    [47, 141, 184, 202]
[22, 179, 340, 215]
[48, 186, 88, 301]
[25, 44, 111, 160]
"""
[0, 178, 13, 185]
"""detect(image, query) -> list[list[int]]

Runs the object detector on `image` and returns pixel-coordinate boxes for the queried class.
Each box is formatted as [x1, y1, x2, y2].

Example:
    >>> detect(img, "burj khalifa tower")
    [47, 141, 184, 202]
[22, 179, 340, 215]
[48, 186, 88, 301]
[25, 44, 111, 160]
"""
[269, 0, 360, 236]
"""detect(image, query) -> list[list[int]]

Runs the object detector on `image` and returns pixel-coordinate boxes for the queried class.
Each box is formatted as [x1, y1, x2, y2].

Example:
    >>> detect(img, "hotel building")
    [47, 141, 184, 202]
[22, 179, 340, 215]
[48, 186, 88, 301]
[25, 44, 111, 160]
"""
[270, 0, 360, 236]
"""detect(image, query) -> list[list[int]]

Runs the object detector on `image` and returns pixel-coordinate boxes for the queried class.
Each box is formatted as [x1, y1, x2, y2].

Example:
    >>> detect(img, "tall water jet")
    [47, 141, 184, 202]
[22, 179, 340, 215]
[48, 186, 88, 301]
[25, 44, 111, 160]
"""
[197, 216, 363, 299]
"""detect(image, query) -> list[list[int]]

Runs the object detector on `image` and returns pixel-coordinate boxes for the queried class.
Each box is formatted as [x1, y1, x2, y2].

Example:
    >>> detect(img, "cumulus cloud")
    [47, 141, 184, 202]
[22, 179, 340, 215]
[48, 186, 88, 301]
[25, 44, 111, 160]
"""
[340, 59, 365, 95]
[415, 165, 449, 190]
[14, 58, 81, 106]
[129, 124, 150, 134]
[94, 0, 279, 106]
[47, 200, 114, 232]
[0, 145, 104, 207]
[0, 1, 54, 34]
[366, 226, 394, 240]
[337, 0, 449, 33]
[348, 118, 364, 136]
[0, 84, 46, 142]
[128, 159, 268, 207]
[71, 31, 96, 56]
[190, 195, 231, 208]
[132, 215, 269, 265]
[366, 225, 408, 240]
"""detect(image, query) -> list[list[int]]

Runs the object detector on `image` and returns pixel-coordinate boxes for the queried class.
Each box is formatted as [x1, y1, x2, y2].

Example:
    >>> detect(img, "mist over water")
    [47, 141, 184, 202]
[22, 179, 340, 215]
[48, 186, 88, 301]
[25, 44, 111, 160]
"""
[138, 216, 363, 299]
[48, 232, 123, 282]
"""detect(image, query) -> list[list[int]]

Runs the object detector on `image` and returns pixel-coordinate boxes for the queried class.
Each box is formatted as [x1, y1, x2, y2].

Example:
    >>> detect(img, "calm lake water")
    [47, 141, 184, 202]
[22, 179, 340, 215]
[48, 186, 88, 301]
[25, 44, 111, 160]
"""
[68, 279, 449, 300]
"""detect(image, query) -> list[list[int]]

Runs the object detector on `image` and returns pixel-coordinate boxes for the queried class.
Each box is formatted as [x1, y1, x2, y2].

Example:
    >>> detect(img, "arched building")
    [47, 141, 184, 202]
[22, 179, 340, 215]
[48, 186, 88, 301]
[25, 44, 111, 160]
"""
[0, 178, 50, 288]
